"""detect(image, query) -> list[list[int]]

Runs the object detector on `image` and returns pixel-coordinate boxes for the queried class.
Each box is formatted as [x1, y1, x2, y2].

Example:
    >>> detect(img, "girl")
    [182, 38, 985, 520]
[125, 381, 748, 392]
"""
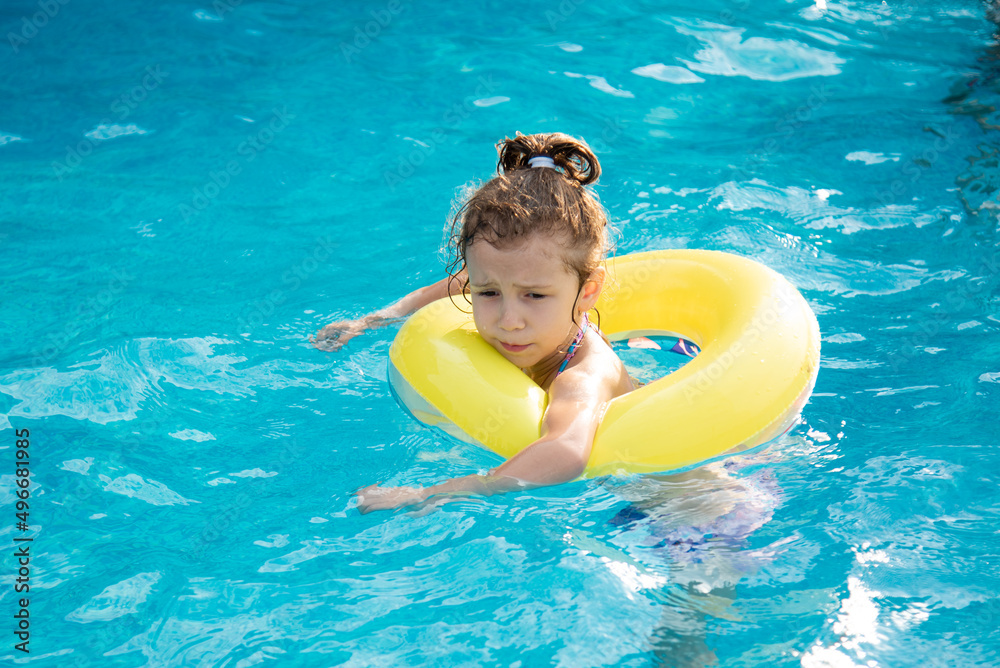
[313, 132, 634, 513]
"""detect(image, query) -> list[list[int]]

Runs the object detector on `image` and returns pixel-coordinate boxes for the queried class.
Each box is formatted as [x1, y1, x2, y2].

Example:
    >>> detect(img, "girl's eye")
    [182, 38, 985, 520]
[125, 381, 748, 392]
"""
[527, 293, 546, 300]
[476, 290, 498, 298]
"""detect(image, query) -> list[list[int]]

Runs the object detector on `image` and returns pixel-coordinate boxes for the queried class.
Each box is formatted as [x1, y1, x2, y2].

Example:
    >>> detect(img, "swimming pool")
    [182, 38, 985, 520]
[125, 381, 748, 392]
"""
[1, 0, 998, 665]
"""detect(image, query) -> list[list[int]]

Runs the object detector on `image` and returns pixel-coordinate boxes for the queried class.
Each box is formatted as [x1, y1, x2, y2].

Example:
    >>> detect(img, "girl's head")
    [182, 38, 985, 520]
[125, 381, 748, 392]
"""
[449, 132, 610, 292]
[448, 132, 611, 371]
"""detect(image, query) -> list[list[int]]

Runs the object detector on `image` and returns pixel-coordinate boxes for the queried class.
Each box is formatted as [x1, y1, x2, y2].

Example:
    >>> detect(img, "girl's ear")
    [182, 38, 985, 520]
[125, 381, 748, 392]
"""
[578, 266, 606, 311]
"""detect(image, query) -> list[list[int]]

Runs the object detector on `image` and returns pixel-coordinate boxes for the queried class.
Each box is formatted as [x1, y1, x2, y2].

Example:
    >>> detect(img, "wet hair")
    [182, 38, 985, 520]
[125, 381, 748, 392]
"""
[447, 132, 610, 303]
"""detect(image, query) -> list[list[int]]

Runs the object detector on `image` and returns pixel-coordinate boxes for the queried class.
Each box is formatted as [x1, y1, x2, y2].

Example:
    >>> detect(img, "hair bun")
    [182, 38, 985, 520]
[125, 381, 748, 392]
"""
[496, 132, 601, 186]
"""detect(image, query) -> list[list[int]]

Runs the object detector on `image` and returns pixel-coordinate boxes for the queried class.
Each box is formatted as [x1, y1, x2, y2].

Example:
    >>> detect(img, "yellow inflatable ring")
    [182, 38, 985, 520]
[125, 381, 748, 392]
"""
[388, 249, 821, 477]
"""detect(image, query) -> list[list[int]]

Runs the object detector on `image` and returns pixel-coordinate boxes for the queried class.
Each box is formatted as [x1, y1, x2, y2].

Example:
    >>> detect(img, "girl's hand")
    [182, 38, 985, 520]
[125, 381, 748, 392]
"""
[311, 317, 372, 351]
[355, 484, 427, 514]
[311, 274, 464, 352]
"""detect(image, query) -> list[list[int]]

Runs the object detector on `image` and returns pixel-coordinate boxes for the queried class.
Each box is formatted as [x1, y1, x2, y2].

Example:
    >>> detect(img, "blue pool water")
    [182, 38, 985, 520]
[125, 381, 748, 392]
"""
[2, 0, 999, 665]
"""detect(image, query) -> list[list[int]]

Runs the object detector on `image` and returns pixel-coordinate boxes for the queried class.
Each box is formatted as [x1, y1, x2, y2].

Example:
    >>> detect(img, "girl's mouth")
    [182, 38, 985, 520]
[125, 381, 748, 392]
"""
[501, 342, 530, 353]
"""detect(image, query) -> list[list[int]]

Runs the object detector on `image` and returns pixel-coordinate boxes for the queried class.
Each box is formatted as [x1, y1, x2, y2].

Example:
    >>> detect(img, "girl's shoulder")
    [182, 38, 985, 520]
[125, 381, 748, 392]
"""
[555, 329, 633, 399]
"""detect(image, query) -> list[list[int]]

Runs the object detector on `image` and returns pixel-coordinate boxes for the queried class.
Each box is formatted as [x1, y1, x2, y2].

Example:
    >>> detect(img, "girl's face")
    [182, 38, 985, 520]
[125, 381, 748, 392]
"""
[466, 234, 603, 372]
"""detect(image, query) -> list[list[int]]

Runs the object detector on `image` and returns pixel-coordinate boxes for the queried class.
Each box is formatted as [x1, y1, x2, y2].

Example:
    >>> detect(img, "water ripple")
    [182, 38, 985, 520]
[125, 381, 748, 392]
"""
[671, 20, 846, 81]
[0, 336, 372, 426]
[631, 63, 705, 84]
[709, 179, 922, 235]
[65, 572, 162, 623]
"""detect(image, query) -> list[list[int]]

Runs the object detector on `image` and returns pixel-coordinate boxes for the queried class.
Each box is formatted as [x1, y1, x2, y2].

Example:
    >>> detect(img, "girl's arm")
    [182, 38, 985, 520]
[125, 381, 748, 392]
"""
[355, 366, 612, 513]
[312, 271, 467, 351]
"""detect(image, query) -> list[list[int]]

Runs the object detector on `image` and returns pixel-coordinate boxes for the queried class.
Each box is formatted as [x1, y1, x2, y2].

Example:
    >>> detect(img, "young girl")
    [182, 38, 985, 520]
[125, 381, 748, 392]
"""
[313, 132, 634, 513]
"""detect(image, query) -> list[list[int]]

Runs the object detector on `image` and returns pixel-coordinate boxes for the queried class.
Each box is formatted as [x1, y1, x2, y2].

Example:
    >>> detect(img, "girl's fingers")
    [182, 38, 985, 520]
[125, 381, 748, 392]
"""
[355, 485, 426, 514]
[313, 321, 368, 351]
[315, 325, 344, 341]
[313, 337, 345, 352]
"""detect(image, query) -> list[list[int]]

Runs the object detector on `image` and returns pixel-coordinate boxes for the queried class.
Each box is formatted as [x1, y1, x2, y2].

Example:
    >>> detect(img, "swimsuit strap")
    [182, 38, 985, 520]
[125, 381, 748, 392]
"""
[556, 313, 589, 377]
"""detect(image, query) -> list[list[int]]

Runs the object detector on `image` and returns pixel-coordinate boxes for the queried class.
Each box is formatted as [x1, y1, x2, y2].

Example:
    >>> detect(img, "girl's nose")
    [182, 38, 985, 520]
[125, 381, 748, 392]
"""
[498, 301, 524, 331]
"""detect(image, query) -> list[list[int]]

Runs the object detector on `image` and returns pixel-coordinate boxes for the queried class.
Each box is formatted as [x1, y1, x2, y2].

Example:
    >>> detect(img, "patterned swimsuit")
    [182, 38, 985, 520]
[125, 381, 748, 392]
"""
[554, 313, 590, 377]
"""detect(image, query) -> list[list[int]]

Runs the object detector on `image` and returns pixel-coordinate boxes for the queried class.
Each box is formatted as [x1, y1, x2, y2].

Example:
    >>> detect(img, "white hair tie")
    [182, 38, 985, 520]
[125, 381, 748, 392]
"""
[528, 156, 556, 169]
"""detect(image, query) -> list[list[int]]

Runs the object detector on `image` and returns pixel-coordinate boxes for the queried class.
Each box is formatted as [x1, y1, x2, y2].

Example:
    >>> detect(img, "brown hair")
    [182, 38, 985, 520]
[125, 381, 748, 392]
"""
[447, 132, 610, 299]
